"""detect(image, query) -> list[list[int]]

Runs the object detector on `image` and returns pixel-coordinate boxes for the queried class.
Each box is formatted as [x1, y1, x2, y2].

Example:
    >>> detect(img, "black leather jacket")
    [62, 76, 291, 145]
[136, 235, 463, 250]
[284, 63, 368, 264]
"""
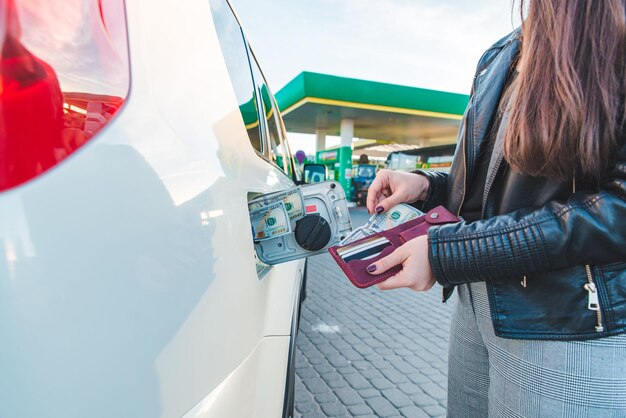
[416, 30, 626, 341]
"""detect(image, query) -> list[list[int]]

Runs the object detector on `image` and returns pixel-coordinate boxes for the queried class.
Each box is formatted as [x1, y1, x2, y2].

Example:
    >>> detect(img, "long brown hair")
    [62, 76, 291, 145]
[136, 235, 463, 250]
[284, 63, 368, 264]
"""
[503, 0, 626, 182]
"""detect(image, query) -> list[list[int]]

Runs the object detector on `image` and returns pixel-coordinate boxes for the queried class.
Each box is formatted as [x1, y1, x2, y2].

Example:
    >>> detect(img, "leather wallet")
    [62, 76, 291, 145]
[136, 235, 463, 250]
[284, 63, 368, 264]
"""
[328, 206, 460, 288]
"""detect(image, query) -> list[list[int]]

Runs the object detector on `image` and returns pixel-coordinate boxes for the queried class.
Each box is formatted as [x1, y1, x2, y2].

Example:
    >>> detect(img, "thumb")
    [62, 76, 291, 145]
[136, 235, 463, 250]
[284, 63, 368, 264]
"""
[374, 193, 405, 214]
[367, 247, 407, 275]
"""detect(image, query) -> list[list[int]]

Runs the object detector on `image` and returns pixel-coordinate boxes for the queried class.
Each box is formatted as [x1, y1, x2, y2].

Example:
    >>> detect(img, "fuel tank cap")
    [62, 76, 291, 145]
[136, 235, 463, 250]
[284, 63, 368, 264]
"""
[295, 214, 332, 251]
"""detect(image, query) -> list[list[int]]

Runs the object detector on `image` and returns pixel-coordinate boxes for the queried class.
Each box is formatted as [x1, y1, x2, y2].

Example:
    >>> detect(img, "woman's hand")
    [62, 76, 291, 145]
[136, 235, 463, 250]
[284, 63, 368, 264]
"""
[366, 169, 430, 215]
[366, 235, 435, 292]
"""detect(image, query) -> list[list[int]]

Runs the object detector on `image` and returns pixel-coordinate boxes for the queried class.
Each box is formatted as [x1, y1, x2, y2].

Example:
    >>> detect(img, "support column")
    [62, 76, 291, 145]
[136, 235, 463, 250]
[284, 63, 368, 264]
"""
[315, 129, 326, 153]
[315, 129, 326, 163]
[338, 119, 354, 200]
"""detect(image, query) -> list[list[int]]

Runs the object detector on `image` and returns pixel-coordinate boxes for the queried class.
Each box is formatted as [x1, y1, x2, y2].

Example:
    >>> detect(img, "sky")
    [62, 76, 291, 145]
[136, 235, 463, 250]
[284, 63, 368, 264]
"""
[229, 0, 521, 155]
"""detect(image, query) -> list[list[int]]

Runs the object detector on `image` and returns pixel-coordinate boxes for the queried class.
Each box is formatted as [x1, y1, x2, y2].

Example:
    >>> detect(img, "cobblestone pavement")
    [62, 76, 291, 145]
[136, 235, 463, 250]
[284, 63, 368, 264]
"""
[294, 207, 452, 418]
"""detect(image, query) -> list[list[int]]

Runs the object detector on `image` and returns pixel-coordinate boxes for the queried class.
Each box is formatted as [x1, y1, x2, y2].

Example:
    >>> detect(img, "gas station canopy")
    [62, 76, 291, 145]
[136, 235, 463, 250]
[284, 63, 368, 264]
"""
[275, 72, 469, 200]
[276, 72, 470, 152]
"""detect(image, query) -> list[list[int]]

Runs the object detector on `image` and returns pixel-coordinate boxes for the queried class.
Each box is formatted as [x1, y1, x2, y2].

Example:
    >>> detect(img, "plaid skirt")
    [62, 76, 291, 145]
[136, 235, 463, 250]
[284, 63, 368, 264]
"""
[447, 281, 626, 418]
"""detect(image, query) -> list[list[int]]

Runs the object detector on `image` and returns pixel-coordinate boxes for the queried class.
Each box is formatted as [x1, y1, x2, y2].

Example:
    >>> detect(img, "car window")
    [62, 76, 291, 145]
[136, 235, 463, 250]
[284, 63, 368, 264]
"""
[275, 97, 301, 182]
[358, 165, 375, 178]
[209, 0, 262, 153]
[269, 94, 297, 180]
[248, 52, 295, 178]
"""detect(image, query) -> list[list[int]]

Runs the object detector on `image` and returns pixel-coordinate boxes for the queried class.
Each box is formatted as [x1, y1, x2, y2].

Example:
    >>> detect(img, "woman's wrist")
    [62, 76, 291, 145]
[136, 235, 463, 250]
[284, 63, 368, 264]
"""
[414, 172, 430, 202]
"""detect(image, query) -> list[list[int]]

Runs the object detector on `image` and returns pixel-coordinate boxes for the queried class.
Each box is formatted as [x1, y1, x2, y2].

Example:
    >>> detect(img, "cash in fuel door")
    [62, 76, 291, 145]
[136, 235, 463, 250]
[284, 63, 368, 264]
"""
[248, 182, 353, 265]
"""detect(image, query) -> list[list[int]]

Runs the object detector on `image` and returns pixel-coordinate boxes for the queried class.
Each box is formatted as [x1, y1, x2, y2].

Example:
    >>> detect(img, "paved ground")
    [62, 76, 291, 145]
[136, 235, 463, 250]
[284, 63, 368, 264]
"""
[294, 207, 452, 418]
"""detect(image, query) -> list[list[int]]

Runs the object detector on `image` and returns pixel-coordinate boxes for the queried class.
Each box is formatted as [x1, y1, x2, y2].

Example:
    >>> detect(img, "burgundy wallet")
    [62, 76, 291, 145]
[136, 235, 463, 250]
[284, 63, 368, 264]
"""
[328, 206, 460, 288]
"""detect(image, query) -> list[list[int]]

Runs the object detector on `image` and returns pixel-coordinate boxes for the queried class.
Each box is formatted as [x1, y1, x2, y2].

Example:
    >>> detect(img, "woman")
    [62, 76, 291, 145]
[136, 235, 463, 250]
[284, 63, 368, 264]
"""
[366, 1, 626, 417]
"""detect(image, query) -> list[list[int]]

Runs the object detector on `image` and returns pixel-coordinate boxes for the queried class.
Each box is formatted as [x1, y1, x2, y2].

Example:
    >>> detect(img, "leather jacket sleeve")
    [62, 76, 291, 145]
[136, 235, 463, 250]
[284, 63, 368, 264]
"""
[410, 170, 449, 212]
[428, 143, 626, 286]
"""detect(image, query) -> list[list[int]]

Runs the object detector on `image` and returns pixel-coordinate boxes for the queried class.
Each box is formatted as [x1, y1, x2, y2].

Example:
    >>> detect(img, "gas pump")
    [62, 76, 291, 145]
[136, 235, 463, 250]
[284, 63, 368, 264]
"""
[315, 149, 353, 201]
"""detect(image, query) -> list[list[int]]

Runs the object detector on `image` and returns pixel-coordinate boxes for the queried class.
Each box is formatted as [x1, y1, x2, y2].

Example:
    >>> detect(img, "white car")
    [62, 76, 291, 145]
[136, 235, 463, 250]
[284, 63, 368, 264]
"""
[0, 0, 306, 417]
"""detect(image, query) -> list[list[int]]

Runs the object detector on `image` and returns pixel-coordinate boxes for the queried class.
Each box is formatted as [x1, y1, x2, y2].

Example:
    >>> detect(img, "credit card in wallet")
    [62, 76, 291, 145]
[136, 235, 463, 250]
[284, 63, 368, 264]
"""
[336, 236, 387, 257]
[337, 236, 391, 262]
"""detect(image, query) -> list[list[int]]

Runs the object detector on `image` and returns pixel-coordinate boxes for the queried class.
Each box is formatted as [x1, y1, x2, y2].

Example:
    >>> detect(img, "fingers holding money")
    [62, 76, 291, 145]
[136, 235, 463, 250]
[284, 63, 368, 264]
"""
[366, 170, 391, 214]
[366, 170, 431, 215]
[338, 204, 423, 246]
[371, 193, 412, 217]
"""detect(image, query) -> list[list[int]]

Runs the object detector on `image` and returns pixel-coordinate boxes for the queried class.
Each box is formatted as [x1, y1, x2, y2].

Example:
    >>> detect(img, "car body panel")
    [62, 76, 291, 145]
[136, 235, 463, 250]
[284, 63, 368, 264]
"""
[181, 336, 290, 418]
[0, 0, 303, 416]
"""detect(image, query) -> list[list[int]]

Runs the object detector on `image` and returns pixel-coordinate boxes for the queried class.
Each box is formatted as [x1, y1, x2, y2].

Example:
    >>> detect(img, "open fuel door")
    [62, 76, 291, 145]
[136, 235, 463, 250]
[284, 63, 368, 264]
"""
[249, 181, 352, 265]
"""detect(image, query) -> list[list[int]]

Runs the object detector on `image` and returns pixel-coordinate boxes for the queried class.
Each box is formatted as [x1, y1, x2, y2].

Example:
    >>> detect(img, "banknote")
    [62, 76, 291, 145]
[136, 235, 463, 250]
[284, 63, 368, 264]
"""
[249, 187, 305, 222]
[338, 204, 424, 245]
[367, 204, 424, 232]
[250, 202, 291, 241]
[339, 226, 370, 245]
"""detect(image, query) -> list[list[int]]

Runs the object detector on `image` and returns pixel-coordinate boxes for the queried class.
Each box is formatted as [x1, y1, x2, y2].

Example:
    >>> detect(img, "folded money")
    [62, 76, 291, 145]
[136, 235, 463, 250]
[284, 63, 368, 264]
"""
[249, 187, 305, 222]
[368, 203, 424, 232]
[339, 203, 424, 245]
[250, 201, 291, 241]
[339, 226, 370, 245]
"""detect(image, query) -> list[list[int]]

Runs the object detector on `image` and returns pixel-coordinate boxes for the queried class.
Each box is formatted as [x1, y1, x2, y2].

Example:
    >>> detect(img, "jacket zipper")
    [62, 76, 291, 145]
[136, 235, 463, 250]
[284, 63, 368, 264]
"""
[455, 115, 469, 216]
[573, 176, 604, 332]
[583, 265, 604, 332]
[481, 151, 504, 218]
[456, 66, 485, 216]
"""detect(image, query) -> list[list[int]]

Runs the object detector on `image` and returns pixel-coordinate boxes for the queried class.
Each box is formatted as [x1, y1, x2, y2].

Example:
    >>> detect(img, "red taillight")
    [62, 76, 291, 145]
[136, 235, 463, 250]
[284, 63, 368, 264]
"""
[0, 0, 129, 192]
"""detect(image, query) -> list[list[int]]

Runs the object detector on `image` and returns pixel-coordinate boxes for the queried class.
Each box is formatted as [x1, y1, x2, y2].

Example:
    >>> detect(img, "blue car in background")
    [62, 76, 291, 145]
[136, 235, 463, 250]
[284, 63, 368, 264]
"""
[352, 164, 377, 206]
